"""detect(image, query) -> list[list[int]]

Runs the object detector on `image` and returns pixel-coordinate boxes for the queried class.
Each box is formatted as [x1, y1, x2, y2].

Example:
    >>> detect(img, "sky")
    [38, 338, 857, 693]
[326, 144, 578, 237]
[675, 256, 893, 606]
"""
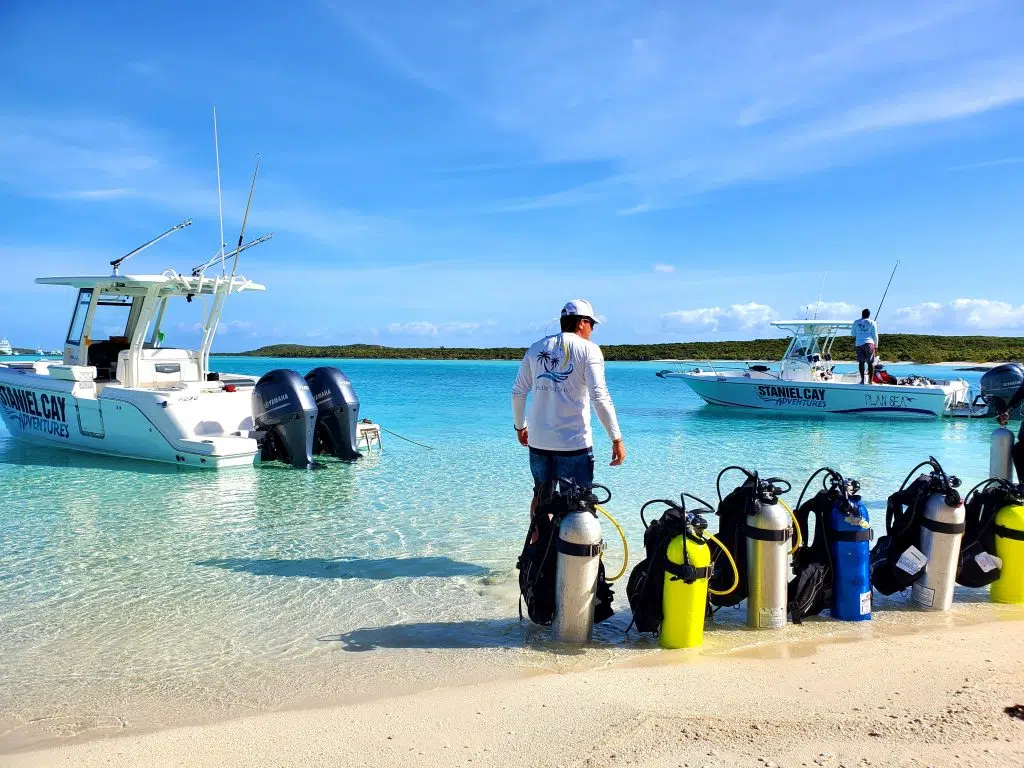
[1, 0, 1024, 351]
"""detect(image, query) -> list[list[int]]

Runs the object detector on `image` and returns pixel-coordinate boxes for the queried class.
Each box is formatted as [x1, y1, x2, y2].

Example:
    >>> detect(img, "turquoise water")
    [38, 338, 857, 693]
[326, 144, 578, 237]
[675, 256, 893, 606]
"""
[0, 358, 1008, 748]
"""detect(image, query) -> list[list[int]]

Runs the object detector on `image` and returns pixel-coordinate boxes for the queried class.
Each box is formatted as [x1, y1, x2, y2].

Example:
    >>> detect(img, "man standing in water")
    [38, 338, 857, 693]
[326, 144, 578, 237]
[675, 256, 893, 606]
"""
[851, 308, 880, 385]
[512, 299, 625, 497]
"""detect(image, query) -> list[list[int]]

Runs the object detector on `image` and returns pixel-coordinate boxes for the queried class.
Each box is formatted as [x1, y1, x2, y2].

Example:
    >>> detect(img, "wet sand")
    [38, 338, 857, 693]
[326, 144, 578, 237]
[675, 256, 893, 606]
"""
[6, 615, 1023, 768]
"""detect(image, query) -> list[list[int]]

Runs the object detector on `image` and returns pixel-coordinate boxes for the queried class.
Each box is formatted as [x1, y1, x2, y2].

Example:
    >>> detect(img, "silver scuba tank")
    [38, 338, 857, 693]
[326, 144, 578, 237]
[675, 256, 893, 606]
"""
[746, 479, 793, 629]
[911, 474, 965, 612]
[991, 427, 1016, 483]
[553, 509, 603, 644]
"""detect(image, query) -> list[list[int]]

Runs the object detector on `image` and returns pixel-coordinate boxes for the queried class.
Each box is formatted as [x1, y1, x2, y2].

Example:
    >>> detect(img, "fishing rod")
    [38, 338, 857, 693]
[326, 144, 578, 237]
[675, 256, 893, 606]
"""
[191, 233, 275, 277]
[813, 271, 827, 319]
[875, 260, 900, 320]
[227, 154, 261, 292]
[110, 219, 192, 275]
[213, 106, 227, 275]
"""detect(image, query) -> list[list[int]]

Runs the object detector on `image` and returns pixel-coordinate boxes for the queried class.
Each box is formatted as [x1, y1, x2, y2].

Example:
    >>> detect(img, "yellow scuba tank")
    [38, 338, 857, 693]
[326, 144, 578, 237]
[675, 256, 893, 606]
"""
[660, 496, 738, 650]
[991, 500, 1024, 604]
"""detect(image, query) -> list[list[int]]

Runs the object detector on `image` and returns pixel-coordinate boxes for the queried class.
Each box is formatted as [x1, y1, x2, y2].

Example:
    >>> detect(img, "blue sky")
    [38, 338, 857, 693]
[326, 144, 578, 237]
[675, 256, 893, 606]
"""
[2, 0, 1024, 351]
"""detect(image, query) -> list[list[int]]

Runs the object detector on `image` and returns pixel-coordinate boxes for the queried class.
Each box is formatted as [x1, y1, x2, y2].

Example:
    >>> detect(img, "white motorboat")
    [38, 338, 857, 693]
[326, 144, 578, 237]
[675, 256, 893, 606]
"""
[657, 321, 982, 418]
[0, 222, 381, 468]
[0, 338, 12, 355]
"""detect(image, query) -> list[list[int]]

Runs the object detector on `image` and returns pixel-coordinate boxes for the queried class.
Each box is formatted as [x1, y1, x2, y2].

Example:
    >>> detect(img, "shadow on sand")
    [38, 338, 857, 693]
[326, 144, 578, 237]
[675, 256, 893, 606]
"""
[195, 555, 490, 580]
[321, 618, 571, 652]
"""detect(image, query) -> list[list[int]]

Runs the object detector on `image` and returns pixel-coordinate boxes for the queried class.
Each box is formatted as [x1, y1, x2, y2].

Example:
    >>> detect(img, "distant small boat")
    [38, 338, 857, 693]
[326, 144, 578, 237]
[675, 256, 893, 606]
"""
[0, 338, 11, 355]
[34, 347, 44, 356]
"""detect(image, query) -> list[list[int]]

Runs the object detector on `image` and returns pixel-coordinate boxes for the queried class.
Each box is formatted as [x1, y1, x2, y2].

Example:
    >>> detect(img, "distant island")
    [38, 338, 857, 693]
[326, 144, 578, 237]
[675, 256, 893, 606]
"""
[232, 335, 1024, 364]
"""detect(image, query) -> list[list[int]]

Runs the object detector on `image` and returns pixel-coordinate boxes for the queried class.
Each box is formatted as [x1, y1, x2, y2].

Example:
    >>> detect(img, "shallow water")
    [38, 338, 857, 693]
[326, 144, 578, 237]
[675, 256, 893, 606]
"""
[0, 358, 1008, 749]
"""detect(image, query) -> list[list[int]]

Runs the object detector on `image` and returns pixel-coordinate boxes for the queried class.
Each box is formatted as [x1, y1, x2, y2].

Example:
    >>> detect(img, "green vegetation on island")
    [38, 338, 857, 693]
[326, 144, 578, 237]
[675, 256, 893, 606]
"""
[234, 335, 1024, 364]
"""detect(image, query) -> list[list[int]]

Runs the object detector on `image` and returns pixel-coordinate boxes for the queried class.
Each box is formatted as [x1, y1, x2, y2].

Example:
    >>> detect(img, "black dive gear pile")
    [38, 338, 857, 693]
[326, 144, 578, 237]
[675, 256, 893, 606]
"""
[869, 456, 961, 595]
[957, 478, 1024, 587]
[787, 468, 866, 623]
[707, 467, 791, 608]
[625, 493, 716, 634]
[516, 481, 614, 626]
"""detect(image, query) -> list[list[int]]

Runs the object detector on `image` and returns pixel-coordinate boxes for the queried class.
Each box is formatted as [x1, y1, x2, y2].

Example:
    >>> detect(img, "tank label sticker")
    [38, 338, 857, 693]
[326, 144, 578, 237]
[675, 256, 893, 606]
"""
[911, 583, 935, 608]
[758, 607, 785, 628]
[896, 545, 928, 575]
[755, 385, 827, 409]
[0, 385, 70, 439]
[974, 552, 1002, 573]
[859, 591, 871, 615]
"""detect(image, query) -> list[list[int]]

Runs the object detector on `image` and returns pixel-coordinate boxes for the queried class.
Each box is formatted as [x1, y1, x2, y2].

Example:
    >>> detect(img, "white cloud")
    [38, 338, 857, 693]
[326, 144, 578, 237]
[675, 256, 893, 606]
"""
[385, 320, 481, 337]
[661, 302, 776, 333]
[334, 1, 1024, 208]
[895, 299, 1024, 330]
[653, 263, 675, 273]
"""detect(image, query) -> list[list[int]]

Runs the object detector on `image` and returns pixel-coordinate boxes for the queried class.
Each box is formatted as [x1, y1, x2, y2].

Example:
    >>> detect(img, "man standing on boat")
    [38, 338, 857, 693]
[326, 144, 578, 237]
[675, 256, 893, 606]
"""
[512, 299, 625, 496]
[851, 308, 880, 385]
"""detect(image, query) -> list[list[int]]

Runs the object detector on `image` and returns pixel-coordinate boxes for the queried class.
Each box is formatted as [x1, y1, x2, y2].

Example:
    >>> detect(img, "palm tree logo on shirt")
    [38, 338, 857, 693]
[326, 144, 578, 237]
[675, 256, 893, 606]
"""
[537, 341, 574, 383]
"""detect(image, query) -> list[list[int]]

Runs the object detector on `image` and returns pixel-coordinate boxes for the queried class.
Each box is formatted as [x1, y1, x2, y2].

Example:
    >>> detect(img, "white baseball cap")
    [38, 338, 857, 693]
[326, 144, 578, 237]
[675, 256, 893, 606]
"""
[561, 299, 598, 323]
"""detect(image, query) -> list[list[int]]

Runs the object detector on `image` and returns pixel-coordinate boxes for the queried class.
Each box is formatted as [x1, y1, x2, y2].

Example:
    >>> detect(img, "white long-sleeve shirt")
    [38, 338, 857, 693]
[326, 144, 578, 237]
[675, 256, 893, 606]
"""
[511, 332, 622, 452]
[851, 318, 879, 346]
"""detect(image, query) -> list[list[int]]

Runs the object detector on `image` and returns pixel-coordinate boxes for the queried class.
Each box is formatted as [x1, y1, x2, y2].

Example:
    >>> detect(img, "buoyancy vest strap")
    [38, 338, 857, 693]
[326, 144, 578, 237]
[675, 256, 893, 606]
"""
[921, 518, 966, 535]
[830, 528, 873, 542]
[995, 524, 1024, 542]
[557, 538, 604, 557]
[664, 561, 712, 582]
[745, 525, 790, 542]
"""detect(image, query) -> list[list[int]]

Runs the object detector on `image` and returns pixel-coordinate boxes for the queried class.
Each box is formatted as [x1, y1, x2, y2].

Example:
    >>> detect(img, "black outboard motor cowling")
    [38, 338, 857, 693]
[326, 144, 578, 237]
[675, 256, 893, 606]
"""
[980, 362, 1024, 416]
[252, 369, 318, 468]
[305, 366, 362, 460]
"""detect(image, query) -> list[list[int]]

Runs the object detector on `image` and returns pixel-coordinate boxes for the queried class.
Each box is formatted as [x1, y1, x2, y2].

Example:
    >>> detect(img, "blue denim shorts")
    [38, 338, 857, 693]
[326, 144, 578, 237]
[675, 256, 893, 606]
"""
[529, 447, 594, 491]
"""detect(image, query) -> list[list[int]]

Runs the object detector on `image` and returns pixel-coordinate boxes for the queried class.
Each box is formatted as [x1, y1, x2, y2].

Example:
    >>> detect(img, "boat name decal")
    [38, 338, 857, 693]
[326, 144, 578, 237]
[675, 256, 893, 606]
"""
[863, 393, 916, 409]
[0, 385, 71, 438]
[756, 385, 827, 408]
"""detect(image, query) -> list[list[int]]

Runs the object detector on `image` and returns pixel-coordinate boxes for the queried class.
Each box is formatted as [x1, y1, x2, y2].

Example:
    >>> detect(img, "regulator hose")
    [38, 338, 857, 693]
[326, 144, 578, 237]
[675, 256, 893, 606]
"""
[595, 504, 628, 582]
[706, 532, 739, 597]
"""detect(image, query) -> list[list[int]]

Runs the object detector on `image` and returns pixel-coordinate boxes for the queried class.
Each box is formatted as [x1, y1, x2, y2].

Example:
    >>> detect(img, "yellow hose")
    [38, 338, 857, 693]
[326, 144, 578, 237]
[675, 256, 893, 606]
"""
[706, 533, 739, 596]
[779, 499, 802, 554]
[595, 504, 628, 582]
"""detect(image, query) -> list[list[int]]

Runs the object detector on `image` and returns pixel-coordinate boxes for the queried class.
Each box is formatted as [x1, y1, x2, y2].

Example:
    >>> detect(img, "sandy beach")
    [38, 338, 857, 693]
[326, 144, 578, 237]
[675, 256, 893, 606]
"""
[5, 615, 1022, 768]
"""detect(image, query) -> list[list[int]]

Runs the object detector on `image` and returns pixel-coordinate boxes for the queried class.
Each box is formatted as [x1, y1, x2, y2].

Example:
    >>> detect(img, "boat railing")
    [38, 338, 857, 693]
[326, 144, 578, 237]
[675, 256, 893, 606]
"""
[654, 359, 781, 379]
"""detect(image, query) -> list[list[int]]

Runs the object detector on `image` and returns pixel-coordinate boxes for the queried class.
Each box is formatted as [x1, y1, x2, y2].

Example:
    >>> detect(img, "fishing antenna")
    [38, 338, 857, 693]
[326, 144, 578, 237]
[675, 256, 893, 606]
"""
[228, 154, 261, 291]
[110, 219, 192, 275]
[813, 271, 827, 319]
[875, 260, 900, 320]
[213, 106, 227, 275]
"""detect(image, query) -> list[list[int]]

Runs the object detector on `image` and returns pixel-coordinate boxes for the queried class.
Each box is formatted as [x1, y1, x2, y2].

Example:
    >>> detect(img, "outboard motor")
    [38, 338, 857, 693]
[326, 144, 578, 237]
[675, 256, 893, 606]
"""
[305, 366, 362, 461]
[252, 369, 318, 468]
[980, 362, 1024, 417]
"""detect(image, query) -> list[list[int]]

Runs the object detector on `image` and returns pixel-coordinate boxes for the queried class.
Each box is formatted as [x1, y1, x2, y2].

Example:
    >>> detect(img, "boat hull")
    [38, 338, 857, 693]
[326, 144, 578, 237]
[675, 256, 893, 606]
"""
[0, 368, 258, 468]
[673, 373, 959, 417]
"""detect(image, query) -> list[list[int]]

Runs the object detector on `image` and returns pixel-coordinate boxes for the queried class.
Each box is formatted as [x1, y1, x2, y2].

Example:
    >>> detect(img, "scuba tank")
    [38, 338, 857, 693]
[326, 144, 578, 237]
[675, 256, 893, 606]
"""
[707, 468, 798, 629]
[991, 484, 1024, 604]
[625, 494, 738, 649]
[990, 427, 1015, 483]
[789, 468, 873, 623]
[537, 483, 615, 644]
[870, 457, 964, 611]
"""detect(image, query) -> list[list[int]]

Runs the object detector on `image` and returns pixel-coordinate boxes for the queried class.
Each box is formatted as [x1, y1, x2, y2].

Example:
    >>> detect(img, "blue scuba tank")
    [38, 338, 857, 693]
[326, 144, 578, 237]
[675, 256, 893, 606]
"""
[828, 495, 873, 621]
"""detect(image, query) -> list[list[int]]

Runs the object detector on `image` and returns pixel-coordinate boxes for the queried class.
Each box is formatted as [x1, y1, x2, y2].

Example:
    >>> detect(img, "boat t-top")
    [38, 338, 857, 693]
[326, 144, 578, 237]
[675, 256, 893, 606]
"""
[657, 320, 978, 418]
[0, 220, 381, 468]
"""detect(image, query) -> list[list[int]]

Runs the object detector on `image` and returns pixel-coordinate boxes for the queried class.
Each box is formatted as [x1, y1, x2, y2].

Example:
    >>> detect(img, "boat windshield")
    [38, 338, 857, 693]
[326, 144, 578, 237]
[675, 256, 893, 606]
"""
[66, 288, 94, 344]
[784, 332, 824, 362]
[92, 296, 135, 340]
